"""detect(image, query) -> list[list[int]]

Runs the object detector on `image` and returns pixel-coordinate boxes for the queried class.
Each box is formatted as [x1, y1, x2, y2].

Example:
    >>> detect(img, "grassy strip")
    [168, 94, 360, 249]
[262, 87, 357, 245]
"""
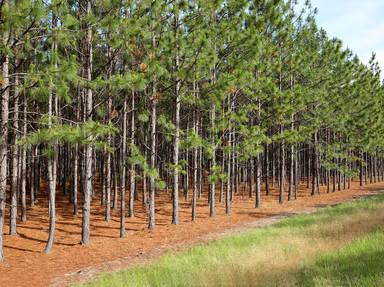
[297, 229, 384, 287]
[81, 194, 384, 287]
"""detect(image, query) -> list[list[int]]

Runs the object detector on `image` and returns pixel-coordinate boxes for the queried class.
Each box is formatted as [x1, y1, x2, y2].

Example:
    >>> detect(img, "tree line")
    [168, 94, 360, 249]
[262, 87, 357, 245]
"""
[1, 0, 383, 261]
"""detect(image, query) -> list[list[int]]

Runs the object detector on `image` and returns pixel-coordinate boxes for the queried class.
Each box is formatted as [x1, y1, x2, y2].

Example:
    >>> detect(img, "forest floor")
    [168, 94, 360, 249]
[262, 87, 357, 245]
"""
[0, 180, 383, 287]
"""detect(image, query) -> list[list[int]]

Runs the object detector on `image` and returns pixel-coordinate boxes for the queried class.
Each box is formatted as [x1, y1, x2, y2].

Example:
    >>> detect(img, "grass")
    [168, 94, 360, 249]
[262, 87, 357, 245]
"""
[298, 229, 384, 287]
[80, 194, 384, 287]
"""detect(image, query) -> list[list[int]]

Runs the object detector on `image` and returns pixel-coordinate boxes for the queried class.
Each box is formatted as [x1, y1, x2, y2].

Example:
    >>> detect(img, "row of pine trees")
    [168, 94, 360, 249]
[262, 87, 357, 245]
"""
[1, 0, 383, 261]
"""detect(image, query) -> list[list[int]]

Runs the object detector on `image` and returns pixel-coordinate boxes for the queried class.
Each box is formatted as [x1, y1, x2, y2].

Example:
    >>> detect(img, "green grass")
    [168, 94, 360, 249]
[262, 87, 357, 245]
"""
[298, 229, 384, 287]
[80, 194, 384, 287]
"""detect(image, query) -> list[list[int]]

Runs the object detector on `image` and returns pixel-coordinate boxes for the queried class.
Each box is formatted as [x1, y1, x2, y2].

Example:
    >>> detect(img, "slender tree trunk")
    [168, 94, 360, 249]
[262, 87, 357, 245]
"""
[20, 96, 27, 223]
[209, 100, 216, 217]
[369, 154, 373, 184]
[255, 154, 261, 208]
[172, 87, 180, 224]
[100, 153, 105, 206]
[142, 134, 148, 207]
[34, 149, 38, 201]
[81, 0, 93, 245]
[288, 119, 295, 201]
[149, 95, 157, 230]
[30, 146, 36, 206]
[105, 85, 112, 223]
[184, 147, 189, 201]
[62, 146, 67, 197]
[226, 130, 231, 214]
[172, 11, 180, 225]
[192, 81, 199, 221]
[294, 143, 298, 200]
[120, 97, 127, 237]
[265, 143, 270, 195]
[73, 144, 78, 215]
[332, 132, 337, 192]
[255, 100, 261, 207]
[364, 152, 368, 185]
[225, 94, 232, 214]
[0, 33, 10, 262]
[10, 66, 19, 235]
[129, 90, 135, 218]
[311, 132, 318, 196]
[44, 14, 59, 253]
[249, 157, 254, 198]
[234, 160, 238, 198]
[279, 125, 285, 204]
[272, 142, 276, 187]
[148, 31, 157, 229]
[209, 59, 217, 217]
[198, 139, 203, 199]
[231, 114, 236, 202]
[338, 152, 342, 191]
[112, 151, 118, 209]
[307, 146, 311, 189]
[44, 73, 57, 254]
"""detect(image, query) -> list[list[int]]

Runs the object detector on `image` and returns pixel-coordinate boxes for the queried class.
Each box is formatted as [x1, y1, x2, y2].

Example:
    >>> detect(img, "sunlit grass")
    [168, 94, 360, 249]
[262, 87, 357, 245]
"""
[298, 229, 384, 287]
[80, 194, 384, 287]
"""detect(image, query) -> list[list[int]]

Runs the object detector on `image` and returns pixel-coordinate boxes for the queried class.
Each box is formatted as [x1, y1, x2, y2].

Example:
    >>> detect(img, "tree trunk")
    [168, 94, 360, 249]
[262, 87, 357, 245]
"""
[192, 81, 199, 221]
[288, 123, 295, 201]
[149, 95, 157, 230]
[255, 154, 261, 208]
[172, 11, 180, 225]
[148, 31, 157, 230]
[73, 144, 78, 215]
[279, 125, 285, 204]
[225, 93, 232, 214]
[44, 69, 57, 254]
[209, 100, 216, 217]
[112, 151, 118, 209]
[120, 96, 127, 237]
[10, 66, 19, 235]
[0, 35, 10, 262]
[249, 157, 254, 198]
[265, 143, 270, 195]
[129, 90, 135, 218]
[311, 132, 318, 196]
[81, 0, 93, 245]
[20, 95, 27, 223]
[105, 82, 112, 223]
[142, 134, 148, 207]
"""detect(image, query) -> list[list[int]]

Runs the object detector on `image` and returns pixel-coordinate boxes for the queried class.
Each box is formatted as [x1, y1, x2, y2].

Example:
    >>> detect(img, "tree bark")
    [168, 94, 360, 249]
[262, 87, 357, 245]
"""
[81, 0, 93, 245]
[120, 96, 127, 237]
[129, 90, 135, 218]
[265, 143, 270, 195]
[172, 11, 180, 225]
[10, 64, 19, 235]
[279, 125, 285, 204]
[0, 32, 10, 262]
[20, 95, 27, 223]
[148, 31, 157, 230]
[148, 96, 157, 230]
[44, 68, 57, 254]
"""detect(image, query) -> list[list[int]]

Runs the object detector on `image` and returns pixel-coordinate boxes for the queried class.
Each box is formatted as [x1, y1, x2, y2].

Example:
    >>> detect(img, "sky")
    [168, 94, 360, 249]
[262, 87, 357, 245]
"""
[301, 0, 384, 76]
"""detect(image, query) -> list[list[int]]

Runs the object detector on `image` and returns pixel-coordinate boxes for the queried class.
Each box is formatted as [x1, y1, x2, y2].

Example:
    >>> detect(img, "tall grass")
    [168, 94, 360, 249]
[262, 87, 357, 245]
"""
[81, 194, 384, 287]
[298, 229, 384, 287]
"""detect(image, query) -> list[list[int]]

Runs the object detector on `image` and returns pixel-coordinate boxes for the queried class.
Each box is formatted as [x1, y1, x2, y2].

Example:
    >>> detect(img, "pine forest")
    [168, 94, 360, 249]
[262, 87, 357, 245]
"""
[1, 1, 384, 285]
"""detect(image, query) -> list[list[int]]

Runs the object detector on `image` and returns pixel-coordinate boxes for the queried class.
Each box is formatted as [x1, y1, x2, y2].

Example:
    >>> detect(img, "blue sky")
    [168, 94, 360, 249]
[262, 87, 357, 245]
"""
[301, 0, 384, 75]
